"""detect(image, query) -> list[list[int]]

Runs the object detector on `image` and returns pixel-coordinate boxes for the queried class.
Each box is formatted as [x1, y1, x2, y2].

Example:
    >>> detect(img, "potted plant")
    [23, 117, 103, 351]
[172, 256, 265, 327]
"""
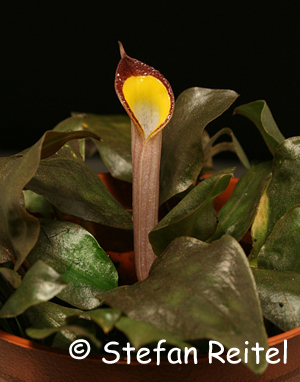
[0, 43, 300, 382]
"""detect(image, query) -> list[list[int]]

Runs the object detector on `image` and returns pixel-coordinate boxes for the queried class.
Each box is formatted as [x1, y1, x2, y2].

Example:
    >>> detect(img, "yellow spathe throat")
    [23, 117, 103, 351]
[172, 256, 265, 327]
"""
[123, 75, 171, 138]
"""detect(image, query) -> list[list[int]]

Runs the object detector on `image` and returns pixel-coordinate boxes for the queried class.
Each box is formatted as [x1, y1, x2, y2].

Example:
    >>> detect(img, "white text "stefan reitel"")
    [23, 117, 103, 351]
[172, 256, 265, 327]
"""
[100, 339, 287, 365]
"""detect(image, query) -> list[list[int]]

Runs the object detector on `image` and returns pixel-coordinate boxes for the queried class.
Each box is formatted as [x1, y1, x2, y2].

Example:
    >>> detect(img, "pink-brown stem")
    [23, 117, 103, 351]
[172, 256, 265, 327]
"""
[131, 122, 162, 281]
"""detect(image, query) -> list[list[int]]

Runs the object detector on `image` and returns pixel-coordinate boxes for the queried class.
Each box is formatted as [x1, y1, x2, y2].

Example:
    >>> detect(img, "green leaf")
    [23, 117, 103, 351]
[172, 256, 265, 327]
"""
[253, 268, 300, 332]
[250, 138, 300, 265]
[253, 206, 300, 331]
[0, 153, 40, 268]
[23, 190, 54, 219]
[0, 260, 67, 318]
[77, 113, 132, 182]
[100, 235, 268, 375]
[258, 205, 300, 272]
[25, 301, 82, 349]
[26, 140, 133, 230]
[0, 268, 22, 289]
[234, 100, 285, 155]
[209, 161, 272, 242]
[149, 168, 234, 256]
[67, 308, 122, 334]
[27, 220, 118, 310]
[0, 130, 102, 270]
[40, 129, 101, 160]
[26, 322, 101, 348]
[115, 316, 191, 351]
[160, 87, 239, 204]
[203, 127, 250, 170]
[53, 114, 89, 159]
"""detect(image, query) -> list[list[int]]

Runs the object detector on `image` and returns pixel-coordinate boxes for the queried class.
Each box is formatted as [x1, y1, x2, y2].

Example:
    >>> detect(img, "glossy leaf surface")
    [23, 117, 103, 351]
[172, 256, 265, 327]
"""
[253, 268, 300, 332]
[209, 161, 272, 242]
[159, 87, 239, 204]
[101, 235, 268, 374]
[0, 260, 67, 318]
[234, 100, 285, 155]
[149, 168, 234, 255]
[27, 220, 118, 310]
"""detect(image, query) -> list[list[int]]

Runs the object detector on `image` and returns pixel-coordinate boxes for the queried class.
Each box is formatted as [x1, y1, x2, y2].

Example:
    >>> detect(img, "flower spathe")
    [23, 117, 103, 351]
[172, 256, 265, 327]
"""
[115, 42, 174, 281]
[115, 42, 174, 139]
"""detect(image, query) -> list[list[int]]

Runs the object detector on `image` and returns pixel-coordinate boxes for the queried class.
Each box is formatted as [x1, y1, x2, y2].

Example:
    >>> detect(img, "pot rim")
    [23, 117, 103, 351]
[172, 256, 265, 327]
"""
[1, 325, 300, 365]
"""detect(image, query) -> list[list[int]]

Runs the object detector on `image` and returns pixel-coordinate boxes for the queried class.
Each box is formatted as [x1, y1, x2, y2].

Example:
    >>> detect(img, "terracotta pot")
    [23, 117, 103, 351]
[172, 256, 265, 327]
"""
[1, 173, 298, 381]
[1, 328, 300, 382]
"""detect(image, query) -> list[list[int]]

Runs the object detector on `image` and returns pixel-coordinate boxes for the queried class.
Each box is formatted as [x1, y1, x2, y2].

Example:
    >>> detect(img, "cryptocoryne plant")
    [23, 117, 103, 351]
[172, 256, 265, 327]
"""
[0, 44, 299, 376]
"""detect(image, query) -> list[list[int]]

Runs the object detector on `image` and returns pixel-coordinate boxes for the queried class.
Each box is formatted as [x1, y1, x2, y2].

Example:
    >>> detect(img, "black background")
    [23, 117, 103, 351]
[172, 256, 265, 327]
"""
[1, 1, 299, 161]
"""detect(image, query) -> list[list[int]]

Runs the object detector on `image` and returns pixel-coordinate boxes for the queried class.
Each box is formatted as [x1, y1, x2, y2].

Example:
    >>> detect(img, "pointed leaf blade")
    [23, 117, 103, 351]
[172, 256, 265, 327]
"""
[160, 87, 239, 204]
[26, 140, 133, 230]
[234, 100, 285, 155]
[251, 138, 300, 264]
[0, 260, 67, 318]
[210, 161, 272, 242]
[150, 168, 234, 255]
[76, 114, 133, 182]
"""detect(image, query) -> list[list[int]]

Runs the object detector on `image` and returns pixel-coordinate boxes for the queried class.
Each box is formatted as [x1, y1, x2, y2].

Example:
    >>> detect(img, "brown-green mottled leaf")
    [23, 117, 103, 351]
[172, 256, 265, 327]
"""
[75, 113, 132, 182]
[115, 316, 191, 351]
[253, 268, 300, 332]
[0, 260, 67, 318]
[25, 301, 82, 349]
[209, 161, 272, 242]
[26, 140, 133, 230]
[0, 130, 102, 270]
[159, 87, 239, 205]
[258, 205, 300, 272]
[203, 127, 250, 170]
[250, 138, 300, 265]
[27, 219, 118, 310]
[234, 100, 285, 155]
[67, 308, 122, 334]
[100, 235, 268, 375]
[150, 168, 234, 256]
